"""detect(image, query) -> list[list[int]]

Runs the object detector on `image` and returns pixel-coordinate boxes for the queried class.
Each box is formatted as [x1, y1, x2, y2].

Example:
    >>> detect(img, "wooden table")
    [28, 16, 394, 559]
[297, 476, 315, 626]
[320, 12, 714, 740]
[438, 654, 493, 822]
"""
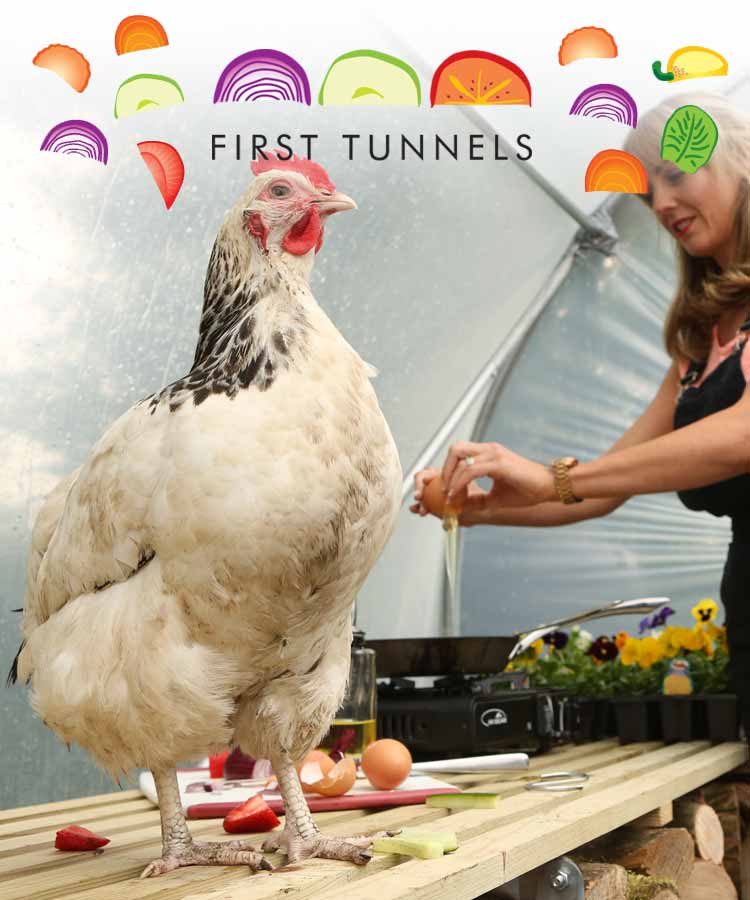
[1, 739, 747, 900]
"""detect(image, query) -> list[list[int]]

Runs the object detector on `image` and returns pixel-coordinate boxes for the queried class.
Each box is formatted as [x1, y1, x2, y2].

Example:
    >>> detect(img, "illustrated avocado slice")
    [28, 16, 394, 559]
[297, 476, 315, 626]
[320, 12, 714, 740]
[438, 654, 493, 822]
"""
[318, 50, 420, 106]
[114, 74, 184, 118]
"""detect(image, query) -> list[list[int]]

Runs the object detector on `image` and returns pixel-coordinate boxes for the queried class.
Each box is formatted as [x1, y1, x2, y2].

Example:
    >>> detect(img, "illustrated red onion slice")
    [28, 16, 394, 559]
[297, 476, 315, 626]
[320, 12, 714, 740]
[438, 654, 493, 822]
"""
[213, 49, 311, 104]
[569, 84, 638, 128]
[40, 119, 108, 164]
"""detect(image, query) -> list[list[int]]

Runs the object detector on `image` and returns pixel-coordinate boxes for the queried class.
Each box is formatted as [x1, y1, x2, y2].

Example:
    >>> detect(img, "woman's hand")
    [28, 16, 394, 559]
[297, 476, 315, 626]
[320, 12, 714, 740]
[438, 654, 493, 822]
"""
[409, 467, 489, 526]
[442, 441, 555, 510]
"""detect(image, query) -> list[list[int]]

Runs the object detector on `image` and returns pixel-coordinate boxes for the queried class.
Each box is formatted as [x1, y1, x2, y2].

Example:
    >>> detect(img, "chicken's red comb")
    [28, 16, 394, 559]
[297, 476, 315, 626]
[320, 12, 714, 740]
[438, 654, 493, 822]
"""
[250, 150, 335, 192]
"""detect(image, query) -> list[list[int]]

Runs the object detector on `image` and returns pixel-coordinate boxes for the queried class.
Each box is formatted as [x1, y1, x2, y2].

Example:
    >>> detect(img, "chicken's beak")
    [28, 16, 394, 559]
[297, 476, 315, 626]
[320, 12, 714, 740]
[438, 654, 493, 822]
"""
[313, 192, 357, 215]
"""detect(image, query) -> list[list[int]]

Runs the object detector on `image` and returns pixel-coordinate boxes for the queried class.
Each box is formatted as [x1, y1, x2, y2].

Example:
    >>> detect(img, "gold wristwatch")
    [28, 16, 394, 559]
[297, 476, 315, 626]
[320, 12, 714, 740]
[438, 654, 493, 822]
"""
[550, 456, 583, 504]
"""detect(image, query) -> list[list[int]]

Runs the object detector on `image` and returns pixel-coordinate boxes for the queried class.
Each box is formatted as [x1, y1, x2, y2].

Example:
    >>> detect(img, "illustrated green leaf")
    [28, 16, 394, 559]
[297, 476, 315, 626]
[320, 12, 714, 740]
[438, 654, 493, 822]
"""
[661, 105, 718, 173]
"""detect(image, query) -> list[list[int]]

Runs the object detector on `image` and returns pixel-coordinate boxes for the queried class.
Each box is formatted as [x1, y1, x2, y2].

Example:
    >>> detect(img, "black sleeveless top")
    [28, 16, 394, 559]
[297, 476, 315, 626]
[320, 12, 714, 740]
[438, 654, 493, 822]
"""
[673, 307, 750, 525]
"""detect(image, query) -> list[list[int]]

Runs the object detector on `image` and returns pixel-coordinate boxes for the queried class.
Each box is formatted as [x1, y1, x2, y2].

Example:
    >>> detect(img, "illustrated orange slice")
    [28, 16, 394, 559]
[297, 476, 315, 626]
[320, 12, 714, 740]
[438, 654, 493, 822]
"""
[32, 44, 91, 93]
[585, 149, 648, 193]
[115, 15, 169, 55]
[559, 26, 618, 66]
[430, 50, 531, 106]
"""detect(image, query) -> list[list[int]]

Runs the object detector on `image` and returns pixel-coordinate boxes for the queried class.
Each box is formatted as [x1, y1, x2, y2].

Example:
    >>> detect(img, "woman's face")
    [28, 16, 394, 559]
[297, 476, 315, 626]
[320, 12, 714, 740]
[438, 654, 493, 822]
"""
[644, 160, 741, 268]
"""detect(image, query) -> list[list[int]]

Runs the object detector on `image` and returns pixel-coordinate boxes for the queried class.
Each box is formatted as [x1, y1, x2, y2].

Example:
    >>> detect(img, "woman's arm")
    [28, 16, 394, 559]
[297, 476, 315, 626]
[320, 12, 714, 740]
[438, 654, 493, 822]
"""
[444, 363, 750, 509]
[468, 359, 684, 526]
[565, 389, 750, 501]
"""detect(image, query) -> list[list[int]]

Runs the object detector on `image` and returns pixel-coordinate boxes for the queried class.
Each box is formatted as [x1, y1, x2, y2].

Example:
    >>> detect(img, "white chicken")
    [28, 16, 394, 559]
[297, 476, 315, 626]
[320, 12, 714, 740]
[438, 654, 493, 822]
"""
[8, 152, 403, 877]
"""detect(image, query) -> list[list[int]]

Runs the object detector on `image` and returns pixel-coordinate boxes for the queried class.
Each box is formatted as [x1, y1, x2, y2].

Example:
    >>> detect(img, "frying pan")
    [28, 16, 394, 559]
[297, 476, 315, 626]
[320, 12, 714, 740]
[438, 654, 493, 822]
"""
[366, 596, 671, 676]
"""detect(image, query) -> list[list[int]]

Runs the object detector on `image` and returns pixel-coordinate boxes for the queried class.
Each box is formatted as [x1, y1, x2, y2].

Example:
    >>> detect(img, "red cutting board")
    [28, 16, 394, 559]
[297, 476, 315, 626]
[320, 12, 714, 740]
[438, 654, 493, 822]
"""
[138, 767, 460, 819]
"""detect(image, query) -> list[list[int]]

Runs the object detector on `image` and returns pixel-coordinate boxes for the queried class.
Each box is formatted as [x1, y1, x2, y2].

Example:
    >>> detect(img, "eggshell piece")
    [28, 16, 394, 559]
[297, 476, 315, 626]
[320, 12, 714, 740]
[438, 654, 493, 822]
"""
[301, 757, 357, 797]
[361, 739, 413, 790]
[298, 750, 336, 794]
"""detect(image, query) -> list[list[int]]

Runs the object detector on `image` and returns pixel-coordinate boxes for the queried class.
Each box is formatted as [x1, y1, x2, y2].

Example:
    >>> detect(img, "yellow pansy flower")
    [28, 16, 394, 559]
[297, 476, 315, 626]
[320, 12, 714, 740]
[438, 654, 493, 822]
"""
[658, 627, 680, 658]
[638, 636, 663, 669]
[693, 598, 718, 625]
[615, 631, 629, 650]
[620, 637, 641, 666]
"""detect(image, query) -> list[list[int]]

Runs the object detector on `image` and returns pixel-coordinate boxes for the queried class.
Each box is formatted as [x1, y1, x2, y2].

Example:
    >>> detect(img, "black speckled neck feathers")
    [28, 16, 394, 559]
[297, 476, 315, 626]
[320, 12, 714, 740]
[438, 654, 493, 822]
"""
[143, 235, 309, 415]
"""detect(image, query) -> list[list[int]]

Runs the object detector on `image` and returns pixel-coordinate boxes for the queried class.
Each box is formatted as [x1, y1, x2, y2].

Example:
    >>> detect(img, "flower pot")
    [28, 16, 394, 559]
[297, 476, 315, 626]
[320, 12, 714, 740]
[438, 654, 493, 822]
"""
[602, 699, 617, 737]
[614, 696, 662, 744]
[570, 698, 597, 743]
[705, 693, 740, 743]
[569, 698, 612, 743]
[660, 696, 708, 743]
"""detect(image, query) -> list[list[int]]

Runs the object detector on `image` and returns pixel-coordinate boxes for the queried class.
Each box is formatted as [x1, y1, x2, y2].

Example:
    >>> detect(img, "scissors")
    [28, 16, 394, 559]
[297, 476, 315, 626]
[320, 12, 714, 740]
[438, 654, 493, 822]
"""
[524, 771, 589, 792]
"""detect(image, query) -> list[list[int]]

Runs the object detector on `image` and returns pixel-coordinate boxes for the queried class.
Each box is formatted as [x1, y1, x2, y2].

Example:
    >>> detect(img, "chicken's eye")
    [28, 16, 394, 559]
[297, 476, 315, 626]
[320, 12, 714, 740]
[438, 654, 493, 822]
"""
[270, 184, 291, 198]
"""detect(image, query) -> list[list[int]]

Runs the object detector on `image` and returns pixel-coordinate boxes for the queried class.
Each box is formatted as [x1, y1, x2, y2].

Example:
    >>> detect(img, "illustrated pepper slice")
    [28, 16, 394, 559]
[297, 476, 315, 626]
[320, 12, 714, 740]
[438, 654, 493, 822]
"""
[55, 825, 111, 851]
[223, 793, 281, 834]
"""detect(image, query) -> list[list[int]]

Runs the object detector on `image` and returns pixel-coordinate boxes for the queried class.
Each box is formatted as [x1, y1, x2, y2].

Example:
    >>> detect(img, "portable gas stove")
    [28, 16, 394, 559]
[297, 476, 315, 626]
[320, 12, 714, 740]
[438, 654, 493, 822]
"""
[367, 636, 569, 757]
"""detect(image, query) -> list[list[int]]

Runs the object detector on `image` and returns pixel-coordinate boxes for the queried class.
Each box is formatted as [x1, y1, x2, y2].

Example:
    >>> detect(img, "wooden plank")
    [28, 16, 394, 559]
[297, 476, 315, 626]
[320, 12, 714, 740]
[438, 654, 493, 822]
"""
[0, 744, 666, 900]
[0, 791, 142, 824]
[498, 743, 748, 883]
[320, 830, 504, 900]
[0, 742, 654, 883]
[0, 799, 157, 841]
[2, 741, 741, 900]
[72, 743, 686, 900]
[630, 803, 673, 828]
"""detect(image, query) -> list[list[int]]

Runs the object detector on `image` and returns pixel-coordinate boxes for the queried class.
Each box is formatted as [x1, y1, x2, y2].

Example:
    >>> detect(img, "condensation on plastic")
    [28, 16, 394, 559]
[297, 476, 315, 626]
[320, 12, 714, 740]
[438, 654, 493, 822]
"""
[460, 195, 734, 640]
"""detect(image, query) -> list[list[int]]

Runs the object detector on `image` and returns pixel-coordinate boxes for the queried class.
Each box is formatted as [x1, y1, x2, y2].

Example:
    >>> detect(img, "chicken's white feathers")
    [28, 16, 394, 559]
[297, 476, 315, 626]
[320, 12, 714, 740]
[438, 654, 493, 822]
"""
[16, 252, 402, 777]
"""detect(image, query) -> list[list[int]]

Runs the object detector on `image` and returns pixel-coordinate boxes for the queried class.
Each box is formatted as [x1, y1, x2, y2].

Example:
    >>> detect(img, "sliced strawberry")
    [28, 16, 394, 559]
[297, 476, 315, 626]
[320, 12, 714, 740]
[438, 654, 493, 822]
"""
[137, 141, 185, 210]
[223, 793, 280, 834]
[55, 824, 111, 851]
[208, 749, 231, 779]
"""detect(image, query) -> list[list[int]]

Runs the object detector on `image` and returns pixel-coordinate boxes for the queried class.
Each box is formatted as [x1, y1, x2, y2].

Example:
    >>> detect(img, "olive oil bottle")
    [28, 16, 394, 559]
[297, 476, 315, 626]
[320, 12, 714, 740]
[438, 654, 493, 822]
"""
[319, 630, 377, 756]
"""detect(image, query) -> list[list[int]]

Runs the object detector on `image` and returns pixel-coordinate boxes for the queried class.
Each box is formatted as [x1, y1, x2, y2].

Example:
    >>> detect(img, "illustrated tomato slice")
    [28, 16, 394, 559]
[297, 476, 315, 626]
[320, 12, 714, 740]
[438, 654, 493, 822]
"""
[137, 141, 185, 210]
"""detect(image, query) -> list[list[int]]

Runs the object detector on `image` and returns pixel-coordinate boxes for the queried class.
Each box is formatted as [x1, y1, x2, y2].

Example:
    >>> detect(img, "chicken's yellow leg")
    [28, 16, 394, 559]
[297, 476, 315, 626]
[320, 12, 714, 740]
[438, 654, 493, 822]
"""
[263, 750, 396, 865]
[140, 766, 273, 878]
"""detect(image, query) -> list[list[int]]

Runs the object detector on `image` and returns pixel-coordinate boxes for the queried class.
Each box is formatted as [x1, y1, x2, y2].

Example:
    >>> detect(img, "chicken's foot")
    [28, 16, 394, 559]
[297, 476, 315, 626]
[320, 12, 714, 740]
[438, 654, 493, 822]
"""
[263, 751, 397, 865]
[140, 766, 273, 878]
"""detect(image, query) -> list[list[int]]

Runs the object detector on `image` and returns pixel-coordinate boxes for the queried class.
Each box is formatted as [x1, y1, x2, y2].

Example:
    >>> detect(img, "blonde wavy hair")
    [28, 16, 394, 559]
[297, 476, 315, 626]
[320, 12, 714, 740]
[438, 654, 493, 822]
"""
[623, 91, 750, 363]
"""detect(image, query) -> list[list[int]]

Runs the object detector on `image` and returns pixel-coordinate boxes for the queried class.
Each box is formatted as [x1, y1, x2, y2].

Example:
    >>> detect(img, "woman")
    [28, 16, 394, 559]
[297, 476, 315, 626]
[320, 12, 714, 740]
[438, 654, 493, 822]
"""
[411, 90, 750, 735]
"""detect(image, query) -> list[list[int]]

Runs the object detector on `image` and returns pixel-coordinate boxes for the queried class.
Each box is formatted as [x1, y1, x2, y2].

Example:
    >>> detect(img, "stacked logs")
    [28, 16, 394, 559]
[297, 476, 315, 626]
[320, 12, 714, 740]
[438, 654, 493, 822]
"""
[577, 791, 739, 899]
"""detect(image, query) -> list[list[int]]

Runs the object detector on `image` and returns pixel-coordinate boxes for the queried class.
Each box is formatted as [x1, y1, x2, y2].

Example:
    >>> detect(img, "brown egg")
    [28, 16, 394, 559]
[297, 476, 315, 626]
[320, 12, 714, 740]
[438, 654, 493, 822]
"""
[360, 739, 413, 790]
[420, 474, 468, 518]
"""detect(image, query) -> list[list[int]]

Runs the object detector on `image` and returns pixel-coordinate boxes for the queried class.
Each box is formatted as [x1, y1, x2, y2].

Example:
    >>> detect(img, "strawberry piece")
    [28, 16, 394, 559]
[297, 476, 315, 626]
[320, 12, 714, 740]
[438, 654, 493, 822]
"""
[55, 824, 111, 851]
[223, 793, 281, 834]
[208, 749, 231, 779]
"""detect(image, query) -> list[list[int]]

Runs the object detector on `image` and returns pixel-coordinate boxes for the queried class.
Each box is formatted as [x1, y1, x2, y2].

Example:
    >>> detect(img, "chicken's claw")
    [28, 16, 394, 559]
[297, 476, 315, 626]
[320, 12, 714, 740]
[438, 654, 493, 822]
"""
[139, 841, 274, 878]
[262, 828, 399, 866]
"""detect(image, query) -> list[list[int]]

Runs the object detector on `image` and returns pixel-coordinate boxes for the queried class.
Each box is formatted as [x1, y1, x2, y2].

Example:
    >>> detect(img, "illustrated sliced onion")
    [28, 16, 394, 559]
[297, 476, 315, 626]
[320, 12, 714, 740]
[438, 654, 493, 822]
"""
[569, 84, 638, 127]
[40, 119, 108, 165]
[213, 49, 311, 104]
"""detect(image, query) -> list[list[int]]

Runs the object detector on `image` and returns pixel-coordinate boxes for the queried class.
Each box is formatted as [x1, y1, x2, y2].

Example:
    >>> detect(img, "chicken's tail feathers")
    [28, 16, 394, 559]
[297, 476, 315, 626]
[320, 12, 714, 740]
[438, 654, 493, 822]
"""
[6, 640, 25, 688]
